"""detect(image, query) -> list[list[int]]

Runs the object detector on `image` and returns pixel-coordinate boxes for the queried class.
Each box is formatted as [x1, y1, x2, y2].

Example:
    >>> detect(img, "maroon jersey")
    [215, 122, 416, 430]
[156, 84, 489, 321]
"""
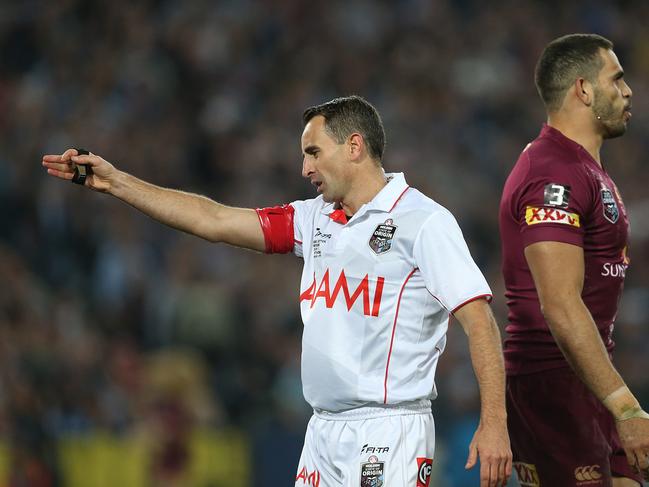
[500, 124, 630, 375]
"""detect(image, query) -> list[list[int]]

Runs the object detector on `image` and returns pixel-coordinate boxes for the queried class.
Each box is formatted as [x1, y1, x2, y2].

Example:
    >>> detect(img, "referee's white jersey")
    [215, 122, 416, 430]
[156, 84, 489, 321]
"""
[284, 173, 491, 412]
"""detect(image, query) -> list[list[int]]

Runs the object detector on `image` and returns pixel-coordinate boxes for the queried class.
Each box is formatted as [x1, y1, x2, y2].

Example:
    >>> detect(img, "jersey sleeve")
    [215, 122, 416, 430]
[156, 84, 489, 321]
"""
[413, 209, 492, 313]
[255, 200, 308, 257]
[289, 199, 308, 258]
[514, 153, 594, 248]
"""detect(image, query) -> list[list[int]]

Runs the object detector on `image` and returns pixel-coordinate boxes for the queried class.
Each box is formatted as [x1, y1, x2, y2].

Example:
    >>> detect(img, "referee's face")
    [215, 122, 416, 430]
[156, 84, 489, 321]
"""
[301, 115, 351, 203]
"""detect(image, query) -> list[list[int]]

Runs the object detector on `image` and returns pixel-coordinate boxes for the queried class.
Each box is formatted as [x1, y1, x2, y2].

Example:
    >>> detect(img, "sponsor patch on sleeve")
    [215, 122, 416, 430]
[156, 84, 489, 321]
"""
[525, 206, 580, 227]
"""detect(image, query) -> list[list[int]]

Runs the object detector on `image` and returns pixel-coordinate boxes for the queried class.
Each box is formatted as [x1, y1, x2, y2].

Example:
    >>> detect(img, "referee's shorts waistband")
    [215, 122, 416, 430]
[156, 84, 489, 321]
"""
[313, 399, 432, 421]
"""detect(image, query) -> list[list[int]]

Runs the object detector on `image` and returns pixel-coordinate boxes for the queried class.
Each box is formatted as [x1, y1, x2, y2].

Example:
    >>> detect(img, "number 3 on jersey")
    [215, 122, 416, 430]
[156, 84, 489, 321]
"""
[543, 183, 571, 209]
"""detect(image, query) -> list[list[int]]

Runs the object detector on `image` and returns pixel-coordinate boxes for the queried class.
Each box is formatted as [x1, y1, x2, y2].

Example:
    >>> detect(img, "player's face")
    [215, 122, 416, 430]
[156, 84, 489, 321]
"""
[592, 49, 632, 139]
[301, 116, 351, 203]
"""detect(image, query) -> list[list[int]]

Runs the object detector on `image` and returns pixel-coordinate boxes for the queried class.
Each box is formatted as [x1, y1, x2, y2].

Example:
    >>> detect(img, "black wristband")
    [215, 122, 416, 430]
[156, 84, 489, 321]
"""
[71, 148, 93, 185]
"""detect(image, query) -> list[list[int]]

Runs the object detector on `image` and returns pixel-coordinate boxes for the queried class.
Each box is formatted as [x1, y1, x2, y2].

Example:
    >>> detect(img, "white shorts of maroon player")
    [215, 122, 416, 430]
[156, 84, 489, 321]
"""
[294, 399, 434, 487]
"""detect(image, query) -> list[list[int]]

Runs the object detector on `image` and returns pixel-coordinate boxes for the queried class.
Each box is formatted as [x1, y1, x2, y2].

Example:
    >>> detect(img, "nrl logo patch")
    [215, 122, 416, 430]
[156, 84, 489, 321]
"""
[601, 187, 619, 223]
[369, 219, 397, 255]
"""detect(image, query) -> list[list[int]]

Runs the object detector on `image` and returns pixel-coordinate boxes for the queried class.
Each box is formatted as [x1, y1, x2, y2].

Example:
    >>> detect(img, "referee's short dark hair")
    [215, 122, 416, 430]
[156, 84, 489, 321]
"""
[303, 95, 386, 162]
[535, 33, 614, 112]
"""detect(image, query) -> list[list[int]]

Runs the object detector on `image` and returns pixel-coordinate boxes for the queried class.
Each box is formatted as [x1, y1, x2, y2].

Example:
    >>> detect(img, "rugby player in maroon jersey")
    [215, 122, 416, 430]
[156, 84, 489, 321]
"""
[500, 34, 648, 486]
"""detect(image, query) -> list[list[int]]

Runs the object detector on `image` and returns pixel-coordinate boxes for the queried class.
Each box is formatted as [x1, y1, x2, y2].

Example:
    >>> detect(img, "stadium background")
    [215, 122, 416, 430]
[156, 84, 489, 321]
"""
[1, 0, 648, 485]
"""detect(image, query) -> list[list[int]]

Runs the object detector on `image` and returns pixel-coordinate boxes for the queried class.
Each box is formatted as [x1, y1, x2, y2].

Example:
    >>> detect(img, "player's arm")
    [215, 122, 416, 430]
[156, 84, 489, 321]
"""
[42, 149, 266, 251]
[524, 241, 625, 402]
[525, 241, 649, 473]
[454, 299, 512, 487]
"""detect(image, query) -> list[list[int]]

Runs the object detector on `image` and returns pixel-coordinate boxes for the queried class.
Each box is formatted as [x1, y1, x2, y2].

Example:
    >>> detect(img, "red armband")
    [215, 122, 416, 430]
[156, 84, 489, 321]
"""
[255, 204, 296, 254]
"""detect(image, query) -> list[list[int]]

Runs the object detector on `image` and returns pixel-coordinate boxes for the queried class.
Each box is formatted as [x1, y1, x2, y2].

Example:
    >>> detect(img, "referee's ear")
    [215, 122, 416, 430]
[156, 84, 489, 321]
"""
[348, 132, 365, 162]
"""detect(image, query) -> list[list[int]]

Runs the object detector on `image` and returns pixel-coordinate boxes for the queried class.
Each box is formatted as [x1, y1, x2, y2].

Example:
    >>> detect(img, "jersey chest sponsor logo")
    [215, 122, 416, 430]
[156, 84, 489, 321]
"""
[603, 246, 632, 278]
[296, 466, 320, 486]
[416, 457, 433, 487]
[600, 187, 619, 223]
[601, 262, 627, 278]
[513, 462, 540, 487]
[360, 455, 384, 487]
[299, 269, 385, 317]
[525, 206, 580, 227]
[369, 219, 397, 254]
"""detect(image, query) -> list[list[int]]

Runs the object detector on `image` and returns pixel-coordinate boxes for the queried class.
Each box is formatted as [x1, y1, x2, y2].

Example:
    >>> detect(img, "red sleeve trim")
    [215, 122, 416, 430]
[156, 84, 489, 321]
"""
[450, 294, 492, 315]
[255, 204, 295, 254]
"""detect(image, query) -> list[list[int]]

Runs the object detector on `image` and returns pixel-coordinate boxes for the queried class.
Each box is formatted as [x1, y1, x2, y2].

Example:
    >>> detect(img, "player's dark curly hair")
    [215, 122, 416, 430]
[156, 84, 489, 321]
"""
[535, 33, 614, 112]
[303, 95, 386, 162]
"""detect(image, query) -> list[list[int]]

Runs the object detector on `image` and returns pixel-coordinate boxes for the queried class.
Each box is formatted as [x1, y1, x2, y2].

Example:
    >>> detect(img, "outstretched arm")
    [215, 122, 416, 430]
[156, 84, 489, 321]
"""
[453, 298, 512, 487]
[42, 149, 266, 251]
[525, 241, 649, 477]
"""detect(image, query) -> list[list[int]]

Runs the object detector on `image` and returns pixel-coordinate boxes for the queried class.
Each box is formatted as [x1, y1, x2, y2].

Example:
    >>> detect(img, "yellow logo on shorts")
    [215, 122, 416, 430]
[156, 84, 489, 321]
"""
[525, 206, 580, 227]
[513, 462, 540, 487]
[574, 465, 602, 484]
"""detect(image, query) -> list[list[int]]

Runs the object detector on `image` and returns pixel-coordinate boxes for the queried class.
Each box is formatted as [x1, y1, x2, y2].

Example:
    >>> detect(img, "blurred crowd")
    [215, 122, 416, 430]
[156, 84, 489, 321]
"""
[1, 0, 649, 485]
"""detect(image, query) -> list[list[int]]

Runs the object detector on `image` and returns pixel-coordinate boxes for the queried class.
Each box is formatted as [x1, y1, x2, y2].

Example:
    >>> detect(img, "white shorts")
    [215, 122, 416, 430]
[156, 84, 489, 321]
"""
[294, 400, 435, 487]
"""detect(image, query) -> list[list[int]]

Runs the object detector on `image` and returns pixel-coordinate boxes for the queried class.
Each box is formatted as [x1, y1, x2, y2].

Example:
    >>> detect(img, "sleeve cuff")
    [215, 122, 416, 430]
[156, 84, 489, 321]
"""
[521, 225, 584, 248]
[450, 293, 493, 315]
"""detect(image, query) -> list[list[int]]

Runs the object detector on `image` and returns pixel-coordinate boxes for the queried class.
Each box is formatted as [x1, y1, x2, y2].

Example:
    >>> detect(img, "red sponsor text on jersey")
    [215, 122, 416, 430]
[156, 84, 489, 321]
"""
[299, 269, 385, 317]
[295, 466, 320, 487]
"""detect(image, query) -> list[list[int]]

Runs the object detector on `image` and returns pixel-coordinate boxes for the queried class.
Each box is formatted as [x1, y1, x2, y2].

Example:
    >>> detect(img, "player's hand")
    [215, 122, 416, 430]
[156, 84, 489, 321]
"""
[616, 415, 649, 480]
[465, 419, 512, 487]
[42, 148, 116, 192]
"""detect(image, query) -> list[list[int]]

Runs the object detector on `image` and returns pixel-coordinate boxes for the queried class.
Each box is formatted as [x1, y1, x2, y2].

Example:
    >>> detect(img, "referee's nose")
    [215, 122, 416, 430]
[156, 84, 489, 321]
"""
[302, 157, 314, 178]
